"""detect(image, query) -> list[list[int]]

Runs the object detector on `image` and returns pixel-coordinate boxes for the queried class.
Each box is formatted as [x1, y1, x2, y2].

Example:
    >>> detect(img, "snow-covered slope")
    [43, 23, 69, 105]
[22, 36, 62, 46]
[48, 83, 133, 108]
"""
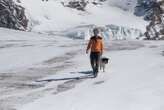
[15, 0, 147, 33]
[107, 0, 137, 11]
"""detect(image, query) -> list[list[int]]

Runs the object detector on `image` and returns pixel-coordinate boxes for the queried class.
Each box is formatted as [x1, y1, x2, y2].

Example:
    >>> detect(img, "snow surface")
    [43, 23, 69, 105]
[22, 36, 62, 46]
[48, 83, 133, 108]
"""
[1, 0, 163, 110]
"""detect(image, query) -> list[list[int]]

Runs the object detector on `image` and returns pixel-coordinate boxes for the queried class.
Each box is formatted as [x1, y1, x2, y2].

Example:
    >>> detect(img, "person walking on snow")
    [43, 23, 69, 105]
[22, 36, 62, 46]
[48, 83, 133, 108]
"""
[86, 28, 104, 78]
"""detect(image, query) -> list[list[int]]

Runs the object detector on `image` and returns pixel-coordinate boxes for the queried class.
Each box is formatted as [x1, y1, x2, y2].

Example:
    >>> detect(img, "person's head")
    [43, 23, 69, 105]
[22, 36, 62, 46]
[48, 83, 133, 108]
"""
[93, 28, 100, 36]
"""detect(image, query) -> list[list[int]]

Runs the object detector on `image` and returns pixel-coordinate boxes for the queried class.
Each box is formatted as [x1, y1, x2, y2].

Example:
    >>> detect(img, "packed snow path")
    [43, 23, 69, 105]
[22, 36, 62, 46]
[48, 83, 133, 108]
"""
[0, 29, 164, 110]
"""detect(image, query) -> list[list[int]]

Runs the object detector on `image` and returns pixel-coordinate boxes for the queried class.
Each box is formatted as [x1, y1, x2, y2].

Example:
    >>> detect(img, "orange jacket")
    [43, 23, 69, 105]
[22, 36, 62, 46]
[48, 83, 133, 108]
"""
[87, 36, 104, 53]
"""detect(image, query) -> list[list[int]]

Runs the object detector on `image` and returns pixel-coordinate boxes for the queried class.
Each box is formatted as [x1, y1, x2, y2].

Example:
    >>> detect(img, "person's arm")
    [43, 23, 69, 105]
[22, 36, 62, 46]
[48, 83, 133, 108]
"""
[86, 39, 92, 54]
[101, 39, 104, 55]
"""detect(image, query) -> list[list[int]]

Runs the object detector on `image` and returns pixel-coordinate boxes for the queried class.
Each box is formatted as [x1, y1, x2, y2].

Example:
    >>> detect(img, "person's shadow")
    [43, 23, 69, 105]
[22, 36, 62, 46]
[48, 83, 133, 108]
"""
[36, 71, 93, 82]
[78, 71, 93, 75]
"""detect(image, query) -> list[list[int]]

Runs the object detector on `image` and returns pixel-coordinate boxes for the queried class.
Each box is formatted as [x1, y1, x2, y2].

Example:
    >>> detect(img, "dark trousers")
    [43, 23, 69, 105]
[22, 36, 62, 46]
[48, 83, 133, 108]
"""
[90, 52, 101, 74]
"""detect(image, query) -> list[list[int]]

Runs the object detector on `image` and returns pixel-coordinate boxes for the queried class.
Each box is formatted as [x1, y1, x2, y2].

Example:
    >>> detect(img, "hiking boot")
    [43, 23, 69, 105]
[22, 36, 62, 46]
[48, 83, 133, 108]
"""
[93, 70, 98, 78]
[93, 72, 98, 78]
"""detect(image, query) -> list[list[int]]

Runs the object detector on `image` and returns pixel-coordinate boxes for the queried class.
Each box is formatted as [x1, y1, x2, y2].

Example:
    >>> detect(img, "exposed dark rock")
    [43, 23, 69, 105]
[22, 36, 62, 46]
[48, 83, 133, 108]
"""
[0, 0, 28, 30]
[62, 0, 88, 11]
[61, 0, 107, 11]
[134, 0, 164, 20]
[16, 0, 21, 3]
[144, 0, 164, 40]
[134, 0, 157, 20]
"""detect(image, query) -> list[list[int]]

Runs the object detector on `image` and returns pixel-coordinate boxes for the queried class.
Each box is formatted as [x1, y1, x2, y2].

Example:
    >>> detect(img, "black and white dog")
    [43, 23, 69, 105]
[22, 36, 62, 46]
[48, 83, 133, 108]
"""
[100, 57, 109, 72]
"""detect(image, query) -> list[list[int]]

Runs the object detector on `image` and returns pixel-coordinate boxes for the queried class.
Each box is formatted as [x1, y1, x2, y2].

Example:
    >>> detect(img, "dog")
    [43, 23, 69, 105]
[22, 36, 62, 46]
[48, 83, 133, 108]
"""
[100, 57, 109, 72]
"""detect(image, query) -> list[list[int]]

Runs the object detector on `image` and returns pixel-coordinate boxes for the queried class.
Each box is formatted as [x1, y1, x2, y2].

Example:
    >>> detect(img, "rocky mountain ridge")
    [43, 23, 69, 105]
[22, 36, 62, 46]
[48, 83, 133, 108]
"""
[0, 0, 28, 30]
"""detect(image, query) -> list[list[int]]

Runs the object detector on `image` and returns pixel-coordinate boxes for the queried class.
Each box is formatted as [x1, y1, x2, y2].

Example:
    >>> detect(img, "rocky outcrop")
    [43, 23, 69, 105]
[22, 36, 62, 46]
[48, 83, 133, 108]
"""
[134, 0, 164, 20]
[61, 0, 88, 11]
[135, 0, 164, 40]
[61, 0, 106, 11]
[134, 0, 157, 20]
[144, 0, 164, 40]
[0, 0, 28, 30]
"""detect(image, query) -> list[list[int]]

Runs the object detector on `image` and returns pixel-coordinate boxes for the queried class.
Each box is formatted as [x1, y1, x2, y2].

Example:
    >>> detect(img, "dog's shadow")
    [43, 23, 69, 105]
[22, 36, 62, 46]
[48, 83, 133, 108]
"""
[36, 71, 93, 82]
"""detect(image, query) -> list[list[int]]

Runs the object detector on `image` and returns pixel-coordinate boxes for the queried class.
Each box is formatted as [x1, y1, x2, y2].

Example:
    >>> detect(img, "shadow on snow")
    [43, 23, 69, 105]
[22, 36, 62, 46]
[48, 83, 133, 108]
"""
[36, 71, 93, 82]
